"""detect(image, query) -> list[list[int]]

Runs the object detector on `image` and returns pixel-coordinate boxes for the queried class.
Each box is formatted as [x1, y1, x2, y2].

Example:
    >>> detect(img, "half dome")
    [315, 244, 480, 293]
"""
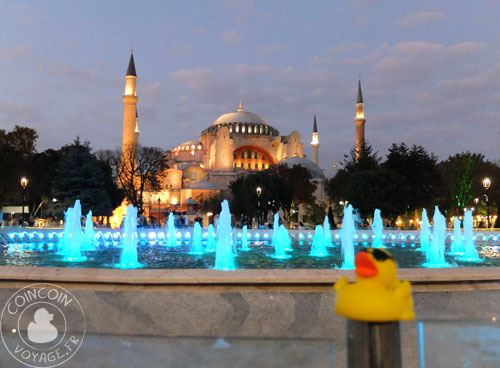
[280, 157, 325, 180]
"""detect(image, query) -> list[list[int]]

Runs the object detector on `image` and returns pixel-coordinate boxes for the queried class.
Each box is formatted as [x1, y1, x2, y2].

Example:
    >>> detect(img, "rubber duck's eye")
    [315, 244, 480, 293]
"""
[372, 249, 391, 261]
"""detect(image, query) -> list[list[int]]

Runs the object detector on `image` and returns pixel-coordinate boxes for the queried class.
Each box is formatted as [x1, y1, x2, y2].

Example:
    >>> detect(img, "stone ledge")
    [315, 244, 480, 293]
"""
[0, 265, 498, 286]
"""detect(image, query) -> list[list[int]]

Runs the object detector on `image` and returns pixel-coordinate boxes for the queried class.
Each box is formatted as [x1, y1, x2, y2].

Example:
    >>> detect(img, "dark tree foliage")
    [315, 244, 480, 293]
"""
[342, 140, 381, 172]
[326, 142, 439, 221]
[347, 169, 408, 220]
[383, 143, 441, 213]
[51, 139, 113, 217]
[196, 193, 224, 214]
[303, 202, 327, 227]
[229, 171, 285, 221]
[269, 164, 317, 224]
[325, 141, 380, 206]
[0, 126, 38, 206]
[96, 159, 124, 210]
[438, 152, 500, 217]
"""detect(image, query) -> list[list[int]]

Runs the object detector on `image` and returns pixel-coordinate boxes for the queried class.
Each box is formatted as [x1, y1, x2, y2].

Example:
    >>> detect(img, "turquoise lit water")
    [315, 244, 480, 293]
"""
[0, 239, 499, 269]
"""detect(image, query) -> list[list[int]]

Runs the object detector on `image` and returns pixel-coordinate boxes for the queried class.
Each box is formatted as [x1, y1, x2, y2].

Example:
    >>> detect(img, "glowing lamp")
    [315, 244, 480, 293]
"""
[482, 178, 491, 190]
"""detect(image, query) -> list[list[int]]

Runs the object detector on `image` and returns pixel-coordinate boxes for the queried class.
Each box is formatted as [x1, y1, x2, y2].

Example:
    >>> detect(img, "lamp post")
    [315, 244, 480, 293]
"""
[474, 198, 479, 227]
[256, 186, 262, 226]
[482, 178, 491, 228]
[20, 177, 28, 226]
[157, 197, 161, 227]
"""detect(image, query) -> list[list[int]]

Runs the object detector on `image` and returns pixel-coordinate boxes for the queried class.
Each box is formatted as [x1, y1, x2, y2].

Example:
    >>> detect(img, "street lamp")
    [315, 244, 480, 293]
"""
[20, 177, 28, 226]
[157, 197, 161, 227]
[482, 177, 491, 228]
[256, 186, 262, 226]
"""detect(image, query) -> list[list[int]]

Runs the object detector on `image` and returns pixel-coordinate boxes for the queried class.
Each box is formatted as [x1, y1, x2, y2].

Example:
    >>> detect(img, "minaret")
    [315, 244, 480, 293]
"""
[122, 50, 138, 151]
[311, 114, 319, 165]
[134, 110, 140, 143]
[354, 76, 366, 161]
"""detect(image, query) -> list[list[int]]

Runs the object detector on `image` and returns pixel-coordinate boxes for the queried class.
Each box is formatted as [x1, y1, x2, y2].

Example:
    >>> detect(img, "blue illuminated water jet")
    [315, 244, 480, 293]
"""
[190, 222, 203, 254]
[166, 212, 177, 247]
[450, 216, 464, 255]
[424, 206, 449, 267]
[60, 200, 86, 262]
[214, 200, 236, 270]
[272, 224, 292, 259]
[420, 208, 430, 253]
[340, 204, 355, 269]
[206, 224, 216, 252]
[82, 210, 95, 251]
[323, 216, 333, 247]
[271, 213, 279, 247]
[240, 225, 250, 251]
[371, 208, 384, 248]
[460, 210, 482, 262]
[310, 224, 327, 257]
[117, 205, 141, 268]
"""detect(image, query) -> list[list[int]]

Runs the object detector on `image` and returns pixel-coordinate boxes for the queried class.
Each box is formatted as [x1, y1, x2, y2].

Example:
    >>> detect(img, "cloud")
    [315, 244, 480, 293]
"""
[220, 30, 242, 46]
[310, 43, 385, 66]
[0, 101, 42, 123]
[141, 83, 161, 103]
[171, 68, 218, 95]
[448, 41, 487, 57]
[326, 42, 366, 56]
[45, 63, 98, 80]
[371, 41, 487, 90]
[259, 44, 286, 54]
[226, 64, 272, 76]
[0, 44, 30, 61]
[397, 11, 444, 27]
[189, 26, 206, 37]
[222, 0, 254, 24]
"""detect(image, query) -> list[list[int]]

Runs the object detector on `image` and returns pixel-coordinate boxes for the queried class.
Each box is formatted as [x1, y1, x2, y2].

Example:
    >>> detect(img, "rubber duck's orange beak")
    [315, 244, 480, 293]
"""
[355, 252, 378, 277]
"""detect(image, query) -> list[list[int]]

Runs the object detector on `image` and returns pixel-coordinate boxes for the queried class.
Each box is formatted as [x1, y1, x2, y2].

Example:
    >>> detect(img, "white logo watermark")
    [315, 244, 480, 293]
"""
[1, 283, 86, 367]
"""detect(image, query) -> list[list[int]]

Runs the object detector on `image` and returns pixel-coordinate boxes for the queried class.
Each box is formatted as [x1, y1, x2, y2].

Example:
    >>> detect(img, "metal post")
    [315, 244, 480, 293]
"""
[21, 188, 26, 226]
[157, 198, 161, 227]
[347, 320, 402, 368]
[485, 194, 490, 228]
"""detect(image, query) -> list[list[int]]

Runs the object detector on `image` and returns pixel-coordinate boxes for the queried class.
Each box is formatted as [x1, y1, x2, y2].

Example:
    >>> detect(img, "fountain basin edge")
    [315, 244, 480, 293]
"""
[0, 265, 498, 286]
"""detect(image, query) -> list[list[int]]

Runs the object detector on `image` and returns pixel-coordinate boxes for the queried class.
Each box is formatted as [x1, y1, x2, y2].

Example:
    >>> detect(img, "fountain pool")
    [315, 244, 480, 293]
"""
[1, 228, 499, 269]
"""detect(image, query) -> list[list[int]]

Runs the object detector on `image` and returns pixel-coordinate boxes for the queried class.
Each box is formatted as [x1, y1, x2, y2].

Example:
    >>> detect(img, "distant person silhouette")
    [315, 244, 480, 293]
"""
[27, 308, 58, 344]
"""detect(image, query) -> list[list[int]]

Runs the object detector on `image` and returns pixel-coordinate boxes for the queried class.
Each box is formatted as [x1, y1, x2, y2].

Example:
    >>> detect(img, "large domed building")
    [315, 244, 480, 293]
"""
[121, 52, 365, 217]
[158, 98, 308, 207]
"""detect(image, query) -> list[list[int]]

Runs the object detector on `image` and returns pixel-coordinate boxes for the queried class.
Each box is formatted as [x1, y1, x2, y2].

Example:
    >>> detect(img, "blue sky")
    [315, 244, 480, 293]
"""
[1, 0, 499, 171]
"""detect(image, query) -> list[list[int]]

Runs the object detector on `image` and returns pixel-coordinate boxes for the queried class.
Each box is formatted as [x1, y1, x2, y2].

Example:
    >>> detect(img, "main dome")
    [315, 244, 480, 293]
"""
[212, 110, 269, 126]
[201, 101, 279, 136]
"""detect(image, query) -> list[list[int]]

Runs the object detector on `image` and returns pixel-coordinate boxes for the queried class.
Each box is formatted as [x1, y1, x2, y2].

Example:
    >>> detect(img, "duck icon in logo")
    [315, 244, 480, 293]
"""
[27, 307, 58, 344]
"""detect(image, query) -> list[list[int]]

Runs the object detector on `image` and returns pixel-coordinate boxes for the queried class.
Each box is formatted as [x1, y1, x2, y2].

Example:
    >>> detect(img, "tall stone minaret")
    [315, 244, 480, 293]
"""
[135, 110, 140, 143]
[311, 114, 319, 165]
[354, 76, 366, 161]
[122, 50, 138, 151]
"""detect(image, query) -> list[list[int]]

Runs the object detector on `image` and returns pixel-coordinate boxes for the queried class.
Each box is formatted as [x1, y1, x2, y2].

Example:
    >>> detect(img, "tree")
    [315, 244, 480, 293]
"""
[28, 148, 66, 218]
[383, 143, 441, 213]
[100, 145, 167, 214]
[325, 141, 380, 206]
[0, 126, 38, 206]
[51, 138, 113, 216]
[303, 203, 327, 227]
[196, 193, 224, 214]
[438, 153, 500, 217]
[347, 168, 408, 220]
[229, 171, 285, 221]
[269, 164, 317, 225]
[342, 140, 381, 172]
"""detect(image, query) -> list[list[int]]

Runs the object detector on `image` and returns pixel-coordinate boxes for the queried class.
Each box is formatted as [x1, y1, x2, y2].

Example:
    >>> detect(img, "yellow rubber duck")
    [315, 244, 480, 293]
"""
[334, 248, 415, 322]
